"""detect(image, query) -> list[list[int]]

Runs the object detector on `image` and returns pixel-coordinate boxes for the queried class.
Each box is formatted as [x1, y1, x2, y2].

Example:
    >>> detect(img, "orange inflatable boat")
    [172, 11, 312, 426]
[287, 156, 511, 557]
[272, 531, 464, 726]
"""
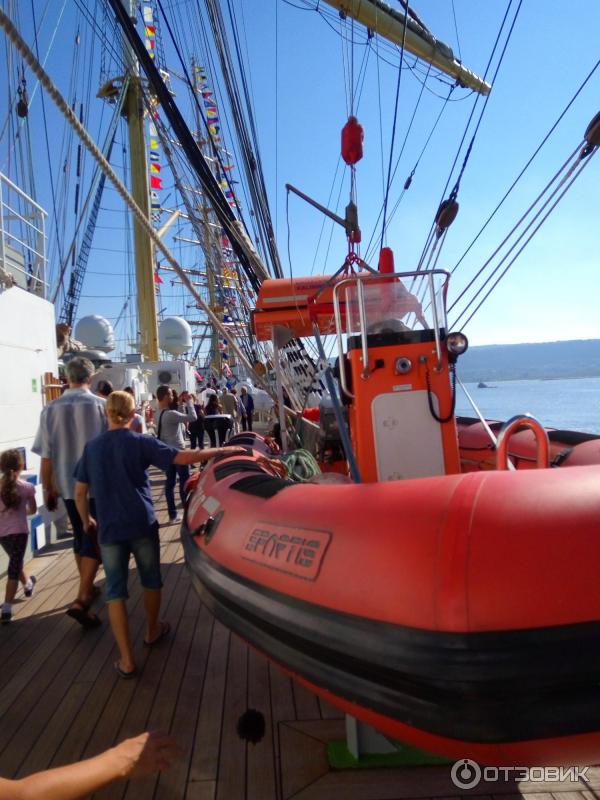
[184, 267, 600, 765]
[184, 435, 600, 766]
[457, 416, 600, 471]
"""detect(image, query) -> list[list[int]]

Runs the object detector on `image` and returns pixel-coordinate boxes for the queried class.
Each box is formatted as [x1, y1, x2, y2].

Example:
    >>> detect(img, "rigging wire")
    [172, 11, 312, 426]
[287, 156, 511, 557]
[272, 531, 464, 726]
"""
[365, 79, 454, 265]
[159, 0, 277, 281]
[416, 0, 522, 272]
[29, 0, 64, 270]
[363, 58, 438, 263]
[0, 5, 270, 386]
[450, 0, 462, 64]
[452, 148, 597, 330]
[449, 54, 600, 282]
[379, 0, 410, 253]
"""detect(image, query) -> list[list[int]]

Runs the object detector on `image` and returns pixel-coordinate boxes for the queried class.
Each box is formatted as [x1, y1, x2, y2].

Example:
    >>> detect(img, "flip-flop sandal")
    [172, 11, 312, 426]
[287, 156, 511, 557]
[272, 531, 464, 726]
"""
[143, 620, 171, 646]
[66, 604, 102, 628]
[114, 660, 137, 679]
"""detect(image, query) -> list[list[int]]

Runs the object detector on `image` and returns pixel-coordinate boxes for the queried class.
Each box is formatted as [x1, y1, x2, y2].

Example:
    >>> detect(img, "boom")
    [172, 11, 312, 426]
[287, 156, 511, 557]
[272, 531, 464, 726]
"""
[325, 0, 491, 95]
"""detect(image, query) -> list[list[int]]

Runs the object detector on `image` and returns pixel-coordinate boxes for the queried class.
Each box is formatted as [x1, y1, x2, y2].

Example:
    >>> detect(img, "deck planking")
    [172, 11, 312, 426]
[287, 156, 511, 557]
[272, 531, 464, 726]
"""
[1, 479, 599, 799]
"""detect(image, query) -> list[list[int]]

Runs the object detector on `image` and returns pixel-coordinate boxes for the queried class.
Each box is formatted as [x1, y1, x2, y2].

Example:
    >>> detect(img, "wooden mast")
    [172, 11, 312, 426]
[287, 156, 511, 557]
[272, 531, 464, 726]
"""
[123, 0, 159, 360]
[324, 0, 491, 96]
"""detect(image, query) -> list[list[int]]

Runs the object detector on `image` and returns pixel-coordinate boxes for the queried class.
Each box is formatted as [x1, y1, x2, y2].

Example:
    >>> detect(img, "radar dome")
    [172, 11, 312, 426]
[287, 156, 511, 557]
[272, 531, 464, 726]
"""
[74, 315, 115, 353]
[159, 317, 192, 356]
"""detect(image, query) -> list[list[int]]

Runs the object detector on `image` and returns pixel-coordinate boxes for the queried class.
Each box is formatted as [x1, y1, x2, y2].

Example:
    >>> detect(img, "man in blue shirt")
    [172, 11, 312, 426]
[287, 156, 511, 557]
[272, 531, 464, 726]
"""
[74, 391, 243, 679]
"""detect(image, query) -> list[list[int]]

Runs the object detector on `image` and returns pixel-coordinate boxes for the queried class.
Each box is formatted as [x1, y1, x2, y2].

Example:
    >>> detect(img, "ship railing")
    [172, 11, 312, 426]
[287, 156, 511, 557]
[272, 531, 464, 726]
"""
[0, 171, 48, 299]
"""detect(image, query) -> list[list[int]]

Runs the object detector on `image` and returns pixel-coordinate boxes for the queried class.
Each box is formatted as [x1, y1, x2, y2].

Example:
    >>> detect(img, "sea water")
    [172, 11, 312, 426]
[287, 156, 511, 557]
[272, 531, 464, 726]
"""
[455, 376, 600, 435]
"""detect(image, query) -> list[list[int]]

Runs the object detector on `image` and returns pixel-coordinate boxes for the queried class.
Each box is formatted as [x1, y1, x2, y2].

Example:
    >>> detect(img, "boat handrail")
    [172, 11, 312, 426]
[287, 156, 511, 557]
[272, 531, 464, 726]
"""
[496, 414, 550, 470]
[331, 269, 450, 394]
[456, 376, 515, 472]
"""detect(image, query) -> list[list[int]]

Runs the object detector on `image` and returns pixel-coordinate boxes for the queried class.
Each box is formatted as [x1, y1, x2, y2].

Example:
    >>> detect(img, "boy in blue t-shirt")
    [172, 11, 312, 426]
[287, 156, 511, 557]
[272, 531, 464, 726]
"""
[74, 391, 243, 679]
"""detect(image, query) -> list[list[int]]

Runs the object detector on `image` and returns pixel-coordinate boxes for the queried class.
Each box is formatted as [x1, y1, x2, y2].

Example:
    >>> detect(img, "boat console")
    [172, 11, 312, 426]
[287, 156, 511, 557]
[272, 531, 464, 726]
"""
[254, 268, 468, 482]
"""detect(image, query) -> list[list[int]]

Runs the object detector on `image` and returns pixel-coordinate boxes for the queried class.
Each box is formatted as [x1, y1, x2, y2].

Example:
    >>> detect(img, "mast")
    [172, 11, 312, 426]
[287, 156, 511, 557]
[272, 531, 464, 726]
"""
[122, 0, 159, 360]
[191, 56, 220, 372]
[324, 0, 491, 96]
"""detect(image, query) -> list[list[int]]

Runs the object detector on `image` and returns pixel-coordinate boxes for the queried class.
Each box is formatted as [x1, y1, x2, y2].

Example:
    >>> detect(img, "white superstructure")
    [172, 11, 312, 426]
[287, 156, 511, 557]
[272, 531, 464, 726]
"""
[0, 175, 58, 563]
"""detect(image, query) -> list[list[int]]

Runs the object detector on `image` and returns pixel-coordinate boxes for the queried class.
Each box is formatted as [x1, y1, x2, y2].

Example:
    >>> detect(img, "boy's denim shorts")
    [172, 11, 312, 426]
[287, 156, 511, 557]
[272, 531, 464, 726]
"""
[100, 524, 162, 601]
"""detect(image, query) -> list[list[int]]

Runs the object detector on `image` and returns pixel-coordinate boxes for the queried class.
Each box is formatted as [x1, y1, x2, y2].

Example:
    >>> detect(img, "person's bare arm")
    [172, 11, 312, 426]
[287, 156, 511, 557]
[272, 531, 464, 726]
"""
[0, 731, 179, 800]
[40, 457, 59, 509]
[173, 446, 246, 465]
[74, 481, 95, 532]
[26, 492, 37, 516]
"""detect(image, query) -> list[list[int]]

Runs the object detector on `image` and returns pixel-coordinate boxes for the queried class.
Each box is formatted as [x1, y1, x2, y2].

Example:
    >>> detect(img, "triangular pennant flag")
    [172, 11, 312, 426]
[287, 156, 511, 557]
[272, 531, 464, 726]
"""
[154, 271, 163, 284]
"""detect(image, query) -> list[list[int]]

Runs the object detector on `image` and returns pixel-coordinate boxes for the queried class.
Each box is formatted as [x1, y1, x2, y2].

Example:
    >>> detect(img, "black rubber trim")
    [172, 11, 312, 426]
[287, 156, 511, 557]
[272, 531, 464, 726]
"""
[214, 460, 266, 482]
[347, 328, 443, 350]
[456, 416, 504, 433]
[229, 434, 260, 446]
[211, 448, 252, 465]
[457, 418, 600, 446]
[547, 429, 600, 445]
[231, 474, 295, 498]
[182, 528, 600, 744]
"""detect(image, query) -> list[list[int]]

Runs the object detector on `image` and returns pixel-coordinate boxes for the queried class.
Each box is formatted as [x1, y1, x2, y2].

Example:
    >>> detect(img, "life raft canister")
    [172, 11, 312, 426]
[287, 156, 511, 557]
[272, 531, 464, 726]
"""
[341, 116, 364, 165]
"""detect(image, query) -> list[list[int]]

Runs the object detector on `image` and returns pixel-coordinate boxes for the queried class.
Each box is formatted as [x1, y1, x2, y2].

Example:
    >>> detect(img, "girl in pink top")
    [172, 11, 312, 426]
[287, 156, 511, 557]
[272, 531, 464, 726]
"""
[0, 449, 37, 623]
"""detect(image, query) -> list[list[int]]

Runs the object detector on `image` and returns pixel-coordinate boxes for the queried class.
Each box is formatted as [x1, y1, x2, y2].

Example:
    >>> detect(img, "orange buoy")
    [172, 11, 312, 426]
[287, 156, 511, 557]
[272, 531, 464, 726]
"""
[341, 116, 364, 165]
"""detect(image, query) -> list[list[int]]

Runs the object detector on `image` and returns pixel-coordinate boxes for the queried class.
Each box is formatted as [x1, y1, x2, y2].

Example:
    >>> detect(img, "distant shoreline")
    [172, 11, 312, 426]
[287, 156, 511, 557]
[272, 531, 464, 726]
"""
[458, 339, 600, 383]
[463, 375, 600, 383]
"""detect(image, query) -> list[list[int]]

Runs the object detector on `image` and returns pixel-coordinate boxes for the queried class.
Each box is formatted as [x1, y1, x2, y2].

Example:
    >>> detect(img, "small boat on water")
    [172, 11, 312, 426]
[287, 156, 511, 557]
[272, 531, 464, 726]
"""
[184, 266, 600, 766]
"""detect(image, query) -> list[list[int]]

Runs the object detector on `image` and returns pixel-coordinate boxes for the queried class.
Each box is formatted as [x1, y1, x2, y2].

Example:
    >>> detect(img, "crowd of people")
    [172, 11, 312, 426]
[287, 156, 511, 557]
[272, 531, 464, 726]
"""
[1, 356, 252, 640]
[0, 356, 262, 793]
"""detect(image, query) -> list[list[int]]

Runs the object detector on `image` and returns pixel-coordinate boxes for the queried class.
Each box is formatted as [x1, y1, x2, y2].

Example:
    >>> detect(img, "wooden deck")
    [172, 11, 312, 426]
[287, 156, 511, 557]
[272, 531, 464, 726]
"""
[1, 477, 599, 799]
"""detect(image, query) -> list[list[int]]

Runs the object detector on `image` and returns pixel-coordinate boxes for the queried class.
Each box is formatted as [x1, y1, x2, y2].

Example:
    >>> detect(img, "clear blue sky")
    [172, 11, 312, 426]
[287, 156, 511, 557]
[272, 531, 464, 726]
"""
[2, 1, 599, 350]
[241, 0, 600, 346]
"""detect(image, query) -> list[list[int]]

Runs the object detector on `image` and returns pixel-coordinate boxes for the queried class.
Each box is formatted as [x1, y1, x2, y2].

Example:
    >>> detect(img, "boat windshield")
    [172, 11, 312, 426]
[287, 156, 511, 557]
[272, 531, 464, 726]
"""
[337, 270, 449, 338]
